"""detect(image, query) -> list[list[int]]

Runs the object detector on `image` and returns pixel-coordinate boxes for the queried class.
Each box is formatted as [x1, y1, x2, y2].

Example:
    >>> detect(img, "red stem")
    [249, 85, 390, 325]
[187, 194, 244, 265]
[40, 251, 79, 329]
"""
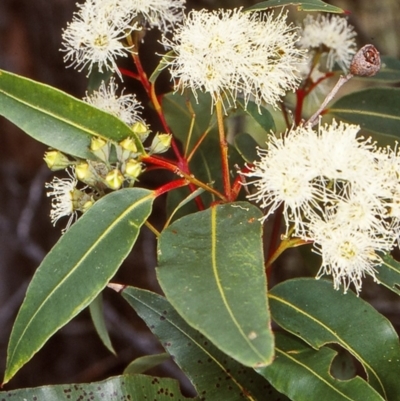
[295, 89, 306, 126]
[130, 51, 207, 209]
[265, 204, 283, 281]
[119, 67, 140, 81]
[294, 72, 335, 126]
[231, 174, 245, 200]
[141, 155, 226, 202]
[154, 178, 188, 197]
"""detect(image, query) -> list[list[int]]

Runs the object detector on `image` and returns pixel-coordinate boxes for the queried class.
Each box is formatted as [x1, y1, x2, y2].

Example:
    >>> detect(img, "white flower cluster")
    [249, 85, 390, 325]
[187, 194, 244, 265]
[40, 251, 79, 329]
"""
[295, 14, 357, 102]
[246, 120, 400, 294]
[161, 8, 306, 111]
[61, 0, 185, 76]
[45, 169, 94, 232]
[83, 78, 145, 126]
[298, 14, 357, 72]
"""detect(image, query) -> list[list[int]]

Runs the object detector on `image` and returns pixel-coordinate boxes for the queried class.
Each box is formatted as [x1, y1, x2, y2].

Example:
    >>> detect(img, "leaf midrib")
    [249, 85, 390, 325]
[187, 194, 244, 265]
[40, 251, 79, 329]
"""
[210, 206, 267, 362]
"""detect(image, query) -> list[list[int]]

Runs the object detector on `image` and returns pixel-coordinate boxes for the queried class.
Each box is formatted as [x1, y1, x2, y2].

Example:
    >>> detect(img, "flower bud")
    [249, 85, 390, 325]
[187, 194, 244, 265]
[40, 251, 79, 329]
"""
[149, 133, 172, 154]
[44, 150, 71, 171]
[132, 121, 150, 142]
[350, 45, 381, 77]
[75, 162, 98, 186]
[105, 168, 124, 190]
[120, 137, 138, 153]
[124, 159, 143, 179]
[90, 136, 111, 162]
[80, 198, 95, 213]
[90, 137, 107, 151]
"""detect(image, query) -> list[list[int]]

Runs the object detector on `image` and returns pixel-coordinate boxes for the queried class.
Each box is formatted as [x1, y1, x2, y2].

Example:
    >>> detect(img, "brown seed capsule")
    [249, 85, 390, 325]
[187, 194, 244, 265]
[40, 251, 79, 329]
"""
[350, 44, 381, 77]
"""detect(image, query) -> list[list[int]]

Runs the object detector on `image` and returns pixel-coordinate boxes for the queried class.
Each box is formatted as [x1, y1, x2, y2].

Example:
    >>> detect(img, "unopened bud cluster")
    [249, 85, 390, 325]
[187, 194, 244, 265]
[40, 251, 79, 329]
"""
[44, 119, 172, 231]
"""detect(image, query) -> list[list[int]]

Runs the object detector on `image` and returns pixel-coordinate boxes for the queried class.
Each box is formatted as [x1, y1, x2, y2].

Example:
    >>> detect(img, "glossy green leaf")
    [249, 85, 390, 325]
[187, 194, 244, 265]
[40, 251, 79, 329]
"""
[0, 69, 144, 159]
[328, 87, 400, 137]
[3, 188, 154, 384]
[234, 133, 259, 164]
[245, 0, 343, 13]
[89, 293, 116, 355]
[236, 99, 276, 133]
[123, 353, 170, 375]
[0, 374, 193, 400]
[157, 202, 274, 368]
[162, 90, 213, 154]
[269, 278, 400, 400]
[378, 254, 400, 296]
[258, 333, 385, 401]
[369, 56, 400, 83]
[122, 287, 287, 401]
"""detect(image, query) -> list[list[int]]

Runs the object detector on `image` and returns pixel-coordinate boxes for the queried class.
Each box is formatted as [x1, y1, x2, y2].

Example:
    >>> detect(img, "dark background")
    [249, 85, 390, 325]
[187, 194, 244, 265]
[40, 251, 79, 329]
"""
[0, 0, 399, 393]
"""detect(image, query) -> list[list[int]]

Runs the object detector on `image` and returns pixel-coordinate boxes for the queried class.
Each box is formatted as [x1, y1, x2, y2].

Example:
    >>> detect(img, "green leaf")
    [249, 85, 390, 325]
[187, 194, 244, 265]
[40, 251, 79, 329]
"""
[258, 332, 385, 401]
[236, 99, 276, 133]
[269, 278, 400, 400]
[0, 69, 144, 159]
[89, 293, 116, 355]
[0, 374, 193, 400]
[328, 87, 400, 137]
[123, 353, 170, 375]
[162, 90, 213, 154]
[3, 188, 154, 384]
[245, 0, 344, 13]
[122, 287, 287, 401]
[234, 133, 259, 164]
[378, 254, 400, 296]
[157, 202, 274, 368]
[368, 56, 400, 83]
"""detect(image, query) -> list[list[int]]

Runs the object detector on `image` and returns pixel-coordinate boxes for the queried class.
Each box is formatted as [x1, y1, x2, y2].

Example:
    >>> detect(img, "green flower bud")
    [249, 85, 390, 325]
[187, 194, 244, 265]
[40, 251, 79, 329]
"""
[124, 159, 142, 179]
[132, 121, 150, 142]
[90, 137, 111, 162]
[44, 150, 71, 171]
[105, 169, 124, 190]
[149, 133, 172, 154]
[120, 137, 138, 153]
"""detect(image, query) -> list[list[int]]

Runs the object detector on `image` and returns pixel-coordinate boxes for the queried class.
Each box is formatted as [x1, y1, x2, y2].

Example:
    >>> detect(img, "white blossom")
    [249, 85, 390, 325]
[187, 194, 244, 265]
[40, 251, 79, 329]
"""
[61, 0, 139, 77]
[84, 78, 144, 126]
[125, 0, 186, 33]
[246, 119, 400, 292]
[298, 14, 357, 72]
[245, 126, 327, 236]
[312, 219, 388, 294]
[312, 120, 377, 192]
[161, 8, 306, 111]
[45, 169, 93, 231]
